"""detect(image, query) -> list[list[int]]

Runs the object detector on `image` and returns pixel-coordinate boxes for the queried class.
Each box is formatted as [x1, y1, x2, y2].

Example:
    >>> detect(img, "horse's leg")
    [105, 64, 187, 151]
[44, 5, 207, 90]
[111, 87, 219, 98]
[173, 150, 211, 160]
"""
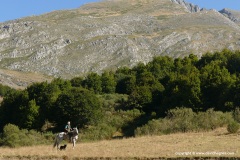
[72, 137, 75, 149]
[72, 135, 78, 149]
[58, 138, 63, 150]
[55, 137, 63, 150]
[53, 137, 57, 148]
[53, 135, 59, 149]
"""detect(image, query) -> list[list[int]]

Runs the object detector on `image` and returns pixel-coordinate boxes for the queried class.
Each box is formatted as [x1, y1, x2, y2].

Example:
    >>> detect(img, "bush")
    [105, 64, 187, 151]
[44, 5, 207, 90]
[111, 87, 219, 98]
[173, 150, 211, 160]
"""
[81, 108, 142, 141]
[134, 108, 234, 136]
[135, 108, 197, 136]
[233, 107, 240, 123]
[99, 93, 128, 110]
[107, 109, 141, 130]
[1, 124, 21, 147]
[80, 123, 116, 141]
[0, 124, 53, 148]
[135, 119, 171, 136]
[166, 107, 197, 132]
[227, 121, 240, 133]
[196, 109, 233, 131]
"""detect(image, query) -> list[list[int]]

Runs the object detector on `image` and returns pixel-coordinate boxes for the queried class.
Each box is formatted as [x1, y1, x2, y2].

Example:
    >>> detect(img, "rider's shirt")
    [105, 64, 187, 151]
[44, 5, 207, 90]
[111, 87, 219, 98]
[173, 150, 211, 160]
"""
[65, 124, 71, 132]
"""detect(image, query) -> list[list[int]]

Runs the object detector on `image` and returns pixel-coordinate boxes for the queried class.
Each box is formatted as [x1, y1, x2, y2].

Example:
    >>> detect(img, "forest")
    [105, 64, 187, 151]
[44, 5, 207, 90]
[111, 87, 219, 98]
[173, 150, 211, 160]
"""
[1, 49, 240, 147]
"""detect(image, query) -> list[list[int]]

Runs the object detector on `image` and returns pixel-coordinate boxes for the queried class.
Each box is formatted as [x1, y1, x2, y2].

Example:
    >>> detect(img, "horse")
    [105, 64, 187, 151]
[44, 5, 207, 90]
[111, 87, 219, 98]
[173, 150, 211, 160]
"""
[53, 127, 78, 149]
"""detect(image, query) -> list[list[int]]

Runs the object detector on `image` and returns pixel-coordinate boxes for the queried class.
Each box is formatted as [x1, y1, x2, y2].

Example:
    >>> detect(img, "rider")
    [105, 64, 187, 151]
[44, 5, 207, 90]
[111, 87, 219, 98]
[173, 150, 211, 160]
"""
[65, 121, 72, 142]
[65, 121, 72, 133]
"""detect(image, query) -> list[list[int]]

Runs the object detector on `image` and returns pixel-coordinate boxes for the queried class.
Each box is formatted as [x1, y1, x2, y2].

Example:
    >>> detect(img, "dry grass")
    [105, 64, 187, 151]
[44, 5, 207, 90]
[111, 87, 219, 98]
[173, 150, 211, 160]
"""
[0, 68, 52, 89]
[0, 127, 240, 159]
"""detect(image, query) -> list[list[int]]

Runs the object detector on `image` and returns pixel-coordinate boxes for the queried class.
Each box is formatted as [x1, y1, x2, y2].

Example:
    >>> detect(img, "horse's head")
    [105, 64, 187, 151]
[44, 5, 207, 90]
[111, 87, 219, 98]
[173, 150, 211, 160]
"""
[72, 127, 78, 135]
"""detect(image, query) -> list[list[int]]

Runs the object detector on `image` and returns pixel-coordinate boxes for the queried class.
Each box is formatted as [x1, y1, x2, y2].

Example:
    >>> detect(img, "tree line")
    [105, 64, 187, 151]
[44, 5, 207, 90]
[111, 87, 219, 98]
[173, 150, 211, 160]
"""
[1, 49, 240, 134]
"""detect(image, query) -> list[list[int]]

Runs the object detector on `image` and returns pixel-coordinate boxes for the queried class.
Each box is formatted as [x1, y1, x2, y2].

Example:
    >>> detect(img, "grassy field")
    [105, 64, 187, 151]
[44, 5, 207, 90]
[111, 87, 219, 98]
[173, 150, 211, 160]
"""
[0, 127, 239, 160]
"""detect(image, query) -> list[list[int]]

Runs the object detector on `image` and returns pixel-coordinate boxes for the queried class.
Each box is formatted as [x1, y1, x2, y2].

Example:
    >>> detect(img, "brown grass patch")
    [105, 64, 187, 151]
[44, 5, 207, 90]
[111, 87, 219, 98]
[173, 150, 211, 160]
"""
[0, 127, 239, 159]
[0, 68, 52, 89]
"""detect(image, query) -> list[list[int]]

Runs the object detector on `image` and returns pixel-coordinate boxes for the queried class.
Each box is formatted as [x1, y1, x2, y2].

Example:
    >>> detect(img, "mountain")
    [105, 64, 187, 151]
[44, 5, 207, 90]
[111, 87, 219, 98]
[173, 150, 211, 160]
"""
[219, 8, 240, 25]
[171, 0, 202, 12]
[0, 0, 240, 88]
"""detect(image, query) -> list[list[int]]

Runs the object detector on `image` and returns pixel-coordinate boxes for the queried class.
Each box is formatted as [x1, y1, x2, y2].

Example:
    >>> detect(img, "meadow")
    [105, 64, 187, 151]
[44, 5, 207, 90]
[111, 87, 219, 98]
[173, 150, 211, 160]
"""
[0, 127, 239, 160]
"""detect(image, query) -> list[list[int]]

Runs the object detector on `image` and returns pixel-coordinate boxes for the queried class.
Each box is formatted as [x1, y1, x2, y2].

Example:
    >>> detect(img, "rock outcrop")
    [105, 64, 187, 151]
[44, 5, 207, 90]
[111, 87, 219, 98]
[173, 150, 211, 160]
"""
[171, 0, 201, 12]
[219, 8, 240, 25]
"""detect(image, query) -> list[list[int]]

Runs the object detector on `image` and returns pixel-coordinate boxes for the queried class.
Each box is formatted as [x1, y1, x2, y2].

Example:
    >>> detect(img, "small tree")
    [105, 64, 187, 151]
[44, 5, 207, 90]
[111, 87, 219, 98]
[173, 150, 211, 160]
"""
[24, 100, 40, 129]
[54, 88, 102, 130]
[101, 71, 116, 93]
[83, 73, 102, 93]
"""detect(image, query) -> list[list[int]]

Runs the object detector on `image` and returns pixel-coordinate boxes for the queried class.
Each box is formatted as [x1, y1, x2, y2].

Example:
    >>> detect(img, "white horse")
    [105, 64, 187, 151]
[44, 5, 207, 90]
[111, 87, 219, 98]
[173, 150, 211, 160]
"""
[53, 127, 78, 149]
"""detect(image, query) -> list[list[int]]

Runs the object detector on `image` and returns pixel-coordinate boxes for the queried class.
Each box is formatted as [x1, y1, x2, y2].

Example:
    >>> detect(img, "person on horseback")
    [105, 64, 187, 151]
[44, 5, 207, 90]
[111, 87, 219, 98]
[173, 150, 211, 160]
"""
[65, 121, 72, 142]
[65, 121, 72, 133]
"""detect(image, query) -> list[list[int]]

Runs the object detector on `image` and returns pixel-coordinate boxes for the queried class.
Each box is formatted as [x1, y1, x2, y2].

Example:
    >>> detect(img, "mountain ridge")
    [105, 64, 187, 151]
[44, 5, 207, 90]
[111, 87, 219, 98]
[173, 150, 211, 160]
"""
[0, 0, 240, 88]
[171, 0, 202, 13]
[219, 8, 240, 25]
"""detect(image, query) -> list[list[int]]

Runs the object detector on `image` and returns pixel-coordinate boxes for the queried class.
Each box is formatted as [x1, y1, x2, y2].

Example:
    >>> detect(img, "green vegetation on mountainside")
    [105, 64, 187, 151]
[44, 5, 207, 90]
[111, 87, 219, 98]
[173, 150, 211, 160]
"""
[1, 49, 240, 147]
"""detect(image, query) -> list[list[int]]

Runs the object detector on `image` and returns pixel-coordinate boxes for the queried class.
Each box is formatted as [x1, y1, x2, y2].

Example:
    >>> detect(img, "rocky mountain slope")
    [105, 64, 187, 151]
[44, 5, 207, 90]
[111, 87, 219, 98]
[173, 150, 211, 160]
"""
[0, 0, 240, 88]
[219, 8, 240, 25]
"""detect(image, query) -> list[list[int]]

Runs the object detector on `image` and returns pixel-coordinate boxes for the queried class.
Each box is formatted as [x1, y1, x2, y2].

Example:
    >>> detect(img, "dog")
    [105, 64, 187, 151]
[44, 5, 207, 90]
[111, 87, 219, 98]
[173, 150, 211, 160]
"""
[59, 144, 67, 150]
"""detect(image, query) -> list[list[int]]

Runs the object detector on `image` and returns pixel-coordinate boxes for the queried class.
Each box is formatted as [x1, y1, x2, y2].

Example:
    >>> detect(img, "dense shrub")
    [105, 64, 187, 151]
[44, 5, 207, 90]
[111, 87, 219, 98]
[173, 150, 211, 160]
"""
[195, 109, 233, 131]
[99, 93, 128, 110]
[227, 121, 240, 133]
[80, 123, 116, 141]
[0, 124, 53, 148]
[166, 107, 197, 132]
[81, 109, 142, 141]
[135, 108, 197, 136]
[232, 107, 240, 123]
[135, 108, 233, 136]
[0, 84, 15, 96]
[135, 119, 171, 136]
